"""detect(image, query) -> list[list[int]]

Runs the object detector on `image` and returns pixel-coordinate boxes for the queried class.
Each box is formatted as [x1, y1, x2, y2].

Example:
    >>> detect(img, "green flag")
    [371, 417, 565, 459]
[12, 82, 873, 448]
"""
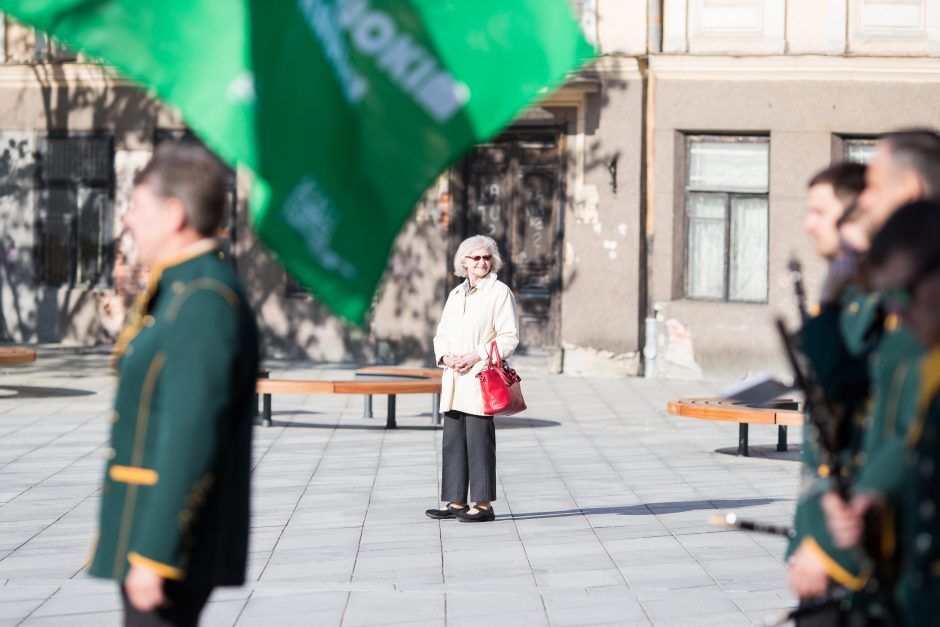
[2, 0, 594, 322]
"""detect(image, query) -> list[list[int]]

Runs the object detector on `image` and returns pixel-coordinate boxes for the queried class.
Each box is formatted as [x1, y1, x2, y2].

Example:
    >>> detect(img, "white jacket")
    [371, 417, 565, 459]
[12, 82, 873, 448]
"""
[433, 272, 520, 416]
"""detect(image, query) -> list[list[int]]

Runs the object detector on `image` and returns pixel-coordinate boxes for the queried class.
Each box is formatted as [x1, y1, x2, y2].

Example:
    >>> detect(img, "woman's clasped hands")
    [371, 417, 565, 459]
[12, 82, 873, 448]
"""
[443, 352, 482, 375]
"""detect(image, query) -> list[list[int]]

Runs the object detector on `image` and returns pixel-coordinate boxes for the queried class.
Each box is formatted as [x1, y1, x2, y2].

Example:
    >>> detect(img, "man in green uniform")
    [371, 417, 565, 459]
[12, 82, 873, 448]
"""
[88, 142, 259, 626]
[788, 162, 871, 621]
[793, 130, 940, 622]
[848, 200, 940, 626]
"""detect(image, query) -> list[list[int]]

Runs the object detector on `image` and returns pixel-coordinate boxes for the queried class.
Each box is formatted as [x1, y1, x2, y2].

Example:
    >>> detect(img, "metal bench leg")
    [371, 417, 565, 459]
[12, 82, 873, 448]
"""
[363, 394, 373, 419]
[777, 425, 788, 452]
[386, 395, 397, 429]
[431, 393, 440, 425]
[255, 368, 269, 418]
[737, 423, 749, 457]
[263, 394, 272, 427]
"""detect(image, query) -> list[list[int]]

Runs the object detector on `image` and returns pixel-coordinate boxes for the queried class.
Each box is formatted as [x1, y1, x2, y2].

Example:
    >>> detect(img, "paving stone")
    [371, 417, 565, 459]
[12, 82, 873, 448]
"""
[0, 351, 799, 625]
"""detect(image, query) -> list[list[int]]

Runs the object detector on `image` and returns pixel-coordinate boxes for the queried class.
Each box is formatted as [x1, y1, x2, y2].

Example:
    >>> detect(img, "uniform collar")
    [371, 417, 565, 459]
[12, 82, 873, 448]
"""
[151, 238, 220, 278]
[111, 239, 220, 369]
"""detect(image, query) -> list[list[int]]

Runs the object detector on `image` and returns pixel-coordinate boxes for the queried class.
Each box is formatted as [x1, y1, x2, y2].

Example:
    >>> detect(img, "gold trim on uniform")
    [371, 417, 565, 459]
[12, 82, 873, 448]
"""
[884, 314, 900, 332]
[908, 348, 940, 447]
[884, 362, 912, 438]
[165, 278, 240, 322]
[127, 552, 184, 581]
[112, 352, 166, 577]
[802, 537, 869, 591]
[111, 239, 221, 368]
[109, 465, 159, 486]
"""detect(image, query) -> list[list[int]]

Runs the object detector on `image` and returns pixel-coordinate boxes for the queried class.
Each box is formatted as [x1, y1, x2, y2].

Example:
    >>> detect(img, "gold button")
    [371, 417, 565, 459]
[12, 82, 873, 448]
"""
[142, 315, 156, 327]
[104, 448, 116, 460]
[172, 281, 186, 294]
[848, 302, 860, 315]
[109, 411, 119, 425]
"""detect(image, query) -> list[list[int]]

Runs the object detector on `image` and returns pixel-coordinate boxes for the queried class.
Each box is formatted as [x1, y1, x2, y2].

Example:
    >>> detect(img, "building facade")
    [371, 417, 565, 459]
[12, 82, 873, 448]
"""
[2, 1, 940, 378]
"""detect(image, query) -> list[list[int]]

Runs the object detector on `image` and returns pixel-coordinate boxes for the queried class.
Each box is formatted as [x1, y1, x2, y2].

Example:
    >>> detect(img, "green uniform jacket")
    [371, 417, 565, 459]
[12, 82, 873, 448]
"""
[89, 242, 259, 588]
[896, 348, 940, 627]
[790, 289, 875, 590]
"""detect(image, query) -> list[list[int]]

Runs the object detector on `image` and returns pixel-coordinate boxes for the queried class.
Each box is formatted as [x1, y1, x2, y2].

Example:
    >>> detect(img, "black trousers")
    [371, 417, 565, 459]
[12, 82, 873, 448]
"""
[122, 582, 213, 627]
[441, 410, 496, 503]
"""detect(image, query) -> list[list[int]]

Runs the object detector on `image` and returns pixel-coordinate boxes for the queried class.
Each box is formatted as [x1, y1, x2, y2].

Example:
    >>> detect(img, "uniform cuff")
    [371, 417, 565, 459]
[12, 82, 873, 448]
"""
[127, 552, 185, 581]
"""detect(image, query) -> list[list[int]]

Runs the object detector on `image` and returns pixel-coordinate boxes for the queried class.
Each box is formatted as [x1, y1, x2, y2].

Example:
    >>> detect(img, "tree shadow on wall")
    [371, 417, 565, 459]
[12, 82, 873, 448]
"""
[0, 58, 162, 344]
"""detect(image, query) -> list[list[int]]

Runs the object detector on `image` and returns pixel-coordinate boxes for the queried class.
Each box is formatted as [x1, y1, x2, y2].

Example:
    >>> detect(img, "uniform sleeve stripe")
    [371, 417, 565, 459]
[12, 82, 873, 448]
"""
[801, 537, 868, 591]
[109, 465, 158, 486]
[127, 552, 184, 580]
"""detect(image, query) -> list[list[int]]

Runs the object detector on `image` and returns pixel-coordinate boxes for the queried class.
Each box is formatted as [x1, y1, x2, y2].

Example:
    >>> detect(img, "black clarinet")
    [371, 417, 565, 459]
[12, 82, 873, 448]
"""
[776, 318, 849, 499]
[775, 320, 901, 625]
[788, 257, 809, 323]
[710, 513, 795, 539]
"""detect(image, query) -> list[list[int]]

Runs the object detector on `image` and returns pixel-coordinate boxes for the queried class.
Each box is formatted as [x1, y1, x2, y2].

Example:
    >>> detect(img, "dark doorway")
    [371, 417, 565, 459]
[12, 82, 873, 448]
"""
[452, 128, 565, 353]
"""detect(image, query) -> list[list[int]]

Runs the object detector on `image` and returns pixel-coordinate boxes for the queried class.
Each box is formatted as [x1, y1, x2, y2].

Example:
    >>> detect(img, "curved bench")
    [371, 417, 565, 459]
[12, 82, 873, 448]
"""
[0, 347, 37, 366]
[256, 367, 442, 429]
[667, 397, 802, 456]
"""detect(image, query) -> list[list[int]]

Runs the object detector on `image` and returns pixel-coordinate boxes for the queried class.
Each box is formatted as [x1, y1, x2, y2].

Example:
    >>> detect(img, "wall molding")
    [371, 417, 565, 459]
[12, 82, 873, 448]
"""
[0, 62, 136, 87]
[649, 53, 940, 81]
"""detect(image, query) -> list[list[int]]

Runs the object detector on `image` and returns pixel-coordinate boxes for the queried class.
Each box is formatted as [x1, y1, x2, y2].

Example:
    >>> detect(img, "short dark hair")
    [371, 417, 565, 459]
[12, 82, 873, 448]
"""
[808, 161, 867, 209]
[868, 200, 940, 269]
[881, 129, 940, 199]
[133, 140, 228, 237]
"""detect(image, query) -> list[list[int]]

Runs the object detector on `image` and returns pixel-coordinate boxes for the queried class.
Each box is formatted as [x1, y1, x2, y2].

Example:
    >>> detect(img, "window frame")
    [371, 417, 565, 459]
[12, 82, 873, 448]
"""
[34, 132, 115, 288]
[843, 136, 880, 164]
[682, 133, 770, 304]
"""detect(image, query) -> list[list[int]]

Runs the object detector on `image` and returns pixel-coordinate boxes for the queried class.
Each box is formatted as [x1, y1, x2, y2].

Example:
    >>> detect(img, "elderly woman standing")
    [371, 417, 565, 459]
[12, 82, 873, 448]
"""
[426, 235, 519, 523]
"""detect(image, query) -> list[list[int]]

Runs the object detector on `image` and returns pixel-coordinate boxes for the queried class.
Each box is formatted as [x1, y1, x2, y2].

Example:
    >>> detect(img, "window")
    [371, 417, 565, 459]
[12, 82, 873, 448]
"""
[844, 137, 878, 164]
[33, 31, 77, 63]
[684, 135, 769, 303]
[35, 134, 115, 286]
[568, 0, 597, 43]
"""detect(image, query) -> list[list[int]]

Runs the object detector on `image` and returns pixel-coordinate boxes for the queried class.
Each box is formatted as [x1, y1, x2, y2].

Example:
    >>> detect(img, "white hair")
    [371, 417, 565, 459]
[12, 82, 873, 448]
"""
[453, 235, 503, 278]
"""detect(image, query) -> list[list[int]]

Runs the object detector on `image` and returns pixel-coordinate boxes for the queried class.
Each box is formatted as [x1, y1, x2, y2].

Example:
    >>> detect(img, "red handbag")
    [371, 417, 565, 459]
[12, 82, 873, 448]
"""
[478, 341, 527, 416]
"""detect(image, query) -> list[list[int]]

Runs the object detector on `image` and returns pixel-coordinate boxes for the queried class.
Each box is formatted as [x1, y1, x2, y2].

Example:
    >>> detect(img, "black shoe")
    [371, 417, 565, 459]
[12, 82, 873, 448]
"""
[456, 506, 496, 523]
[425, 504, 469, 520]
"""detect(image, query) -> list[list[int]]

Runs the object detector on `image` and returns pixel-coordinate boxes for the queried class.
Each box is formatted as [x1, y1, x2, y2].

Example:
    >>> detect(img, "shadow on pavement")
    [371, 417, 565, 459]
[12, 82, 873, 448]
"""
[0, 385, 97, 399]
[255, 415, 561, 430]
[715, 444, 802, 461]
[504, 497, 784, 520]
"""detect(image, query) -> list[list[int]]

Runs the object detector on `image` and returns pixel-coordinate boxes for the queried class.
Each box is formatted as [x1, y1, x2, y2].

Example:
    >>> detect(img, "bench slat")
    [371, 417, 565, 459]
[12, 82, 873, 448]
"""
[0, 348, 37, 366]
[667, 398, 780, 425]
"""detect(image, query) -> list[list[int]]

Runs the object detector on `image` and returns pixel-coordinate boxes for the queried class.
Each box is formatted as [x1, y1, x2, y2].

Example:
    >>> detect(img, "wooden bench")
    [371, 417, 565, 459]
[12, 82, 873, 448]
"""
[256, 367, 442, 429]
[667, 397, 803, 456]
[0, 347, 37, 366]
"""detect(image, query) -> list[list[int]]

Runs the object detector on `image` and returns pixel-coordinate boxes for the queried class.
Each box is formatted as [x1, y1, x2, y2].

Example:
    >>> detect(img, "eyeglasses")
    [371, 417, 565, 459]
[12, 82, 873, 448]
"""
[880, 254, 940, 311]
[465, 255, 492, 262]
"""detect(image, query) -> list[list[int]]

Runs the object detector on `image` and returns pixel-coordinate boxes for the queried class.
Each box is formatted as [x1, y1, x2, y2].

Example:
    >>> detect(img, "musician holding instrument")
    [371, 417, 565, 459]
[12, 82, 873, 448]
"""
[787, 162, 871, 624]
[791, 131, 940, 624]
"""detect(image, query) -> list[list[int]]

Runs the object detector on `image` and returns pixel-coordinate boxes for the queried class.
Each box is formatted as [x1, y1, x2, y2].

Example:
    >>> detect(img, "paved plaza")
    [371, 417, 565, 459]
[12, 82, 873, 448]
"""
[0, 351, 800, 626]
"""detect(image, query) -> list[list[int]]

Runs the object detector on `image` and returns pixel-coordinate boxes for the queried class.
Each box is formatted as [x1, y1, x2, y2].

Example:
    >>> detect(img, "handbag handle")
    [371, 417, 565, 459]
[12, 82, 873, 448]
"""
[486, 341, 502, 368]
